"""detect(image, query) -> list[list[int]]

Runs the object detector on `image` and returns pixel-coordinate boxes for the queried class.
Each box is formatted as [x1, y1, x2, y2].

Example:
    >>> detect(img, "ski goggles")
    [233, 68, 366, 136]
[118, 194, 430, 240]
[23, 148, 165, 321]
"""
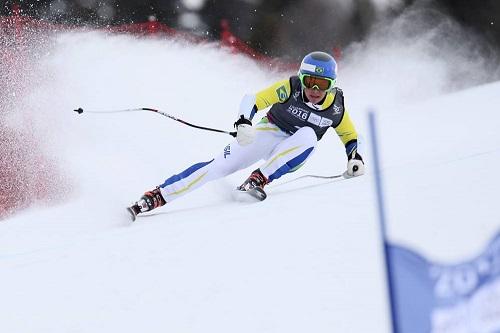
[299, 73, 335, 91]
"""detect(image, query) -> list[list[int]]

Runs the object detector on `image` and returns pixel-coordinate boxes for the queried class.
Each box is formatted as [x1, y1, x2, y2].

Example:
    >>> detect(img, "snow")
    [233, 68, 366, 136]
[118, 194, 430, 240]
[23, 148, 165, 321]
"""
[1, 30, 499, 333]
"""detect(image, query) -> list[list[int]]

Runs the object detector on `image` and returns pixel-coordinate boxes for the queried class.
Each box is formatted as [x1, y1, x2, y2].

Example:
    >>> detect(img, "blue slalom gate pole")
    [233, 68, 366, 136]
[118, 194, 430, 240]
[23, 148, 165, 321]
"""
[368, 111, 398, 333]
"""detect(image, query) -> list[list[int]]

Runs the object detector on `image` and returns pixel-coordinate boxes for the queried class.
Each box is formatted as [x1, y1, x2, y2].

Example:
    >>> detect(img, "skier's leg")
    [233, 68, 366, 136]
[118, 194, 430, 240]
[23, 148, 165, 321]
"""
[131, 152, 247, 214]
[258, 126, 318, 183]
[130, 119, 288, 215]
[154, 126, 283, 204]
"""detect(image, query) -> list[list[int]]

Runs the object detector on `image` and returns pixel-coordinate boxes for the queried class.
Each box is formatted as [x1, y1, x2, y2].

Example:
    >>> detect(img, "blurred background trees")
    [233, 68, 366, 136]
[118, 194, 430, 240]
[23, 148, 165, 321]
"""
[1, 0, 499, 61]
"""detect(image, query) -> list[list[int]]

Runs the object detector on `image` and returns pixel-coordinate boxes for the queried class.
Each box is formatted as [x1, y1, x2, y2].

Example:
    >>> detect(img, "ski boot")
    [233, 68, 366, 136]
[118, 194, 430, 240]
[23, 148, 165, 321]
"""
[236, 169, 268, 201]
[127, 187, 166, 221]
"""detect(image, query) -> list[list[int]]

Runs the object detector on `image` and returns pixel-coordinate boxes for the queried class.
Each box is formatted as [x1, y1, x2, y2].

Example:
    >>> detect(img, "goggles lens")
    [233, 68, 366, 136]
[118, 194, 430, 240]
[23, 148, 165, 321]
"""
[300, 74, 334, 91]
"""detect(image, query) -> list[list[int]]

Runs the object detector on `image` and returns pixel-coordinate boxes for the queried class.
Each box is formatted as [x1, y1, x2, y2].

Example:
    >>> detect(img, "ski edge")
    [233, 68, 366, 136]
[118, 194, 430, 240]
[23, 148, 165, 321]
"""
[126, 206, 138, 222]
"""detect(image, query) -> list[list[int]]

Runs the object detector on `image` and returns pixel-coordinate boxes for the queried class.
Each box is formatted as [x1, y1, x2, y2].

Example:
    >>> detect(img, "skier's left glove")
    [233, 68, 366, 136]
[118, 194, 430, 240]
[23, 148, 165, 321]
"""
[346, 150, 365, 177]
[234, 115, 255, 146]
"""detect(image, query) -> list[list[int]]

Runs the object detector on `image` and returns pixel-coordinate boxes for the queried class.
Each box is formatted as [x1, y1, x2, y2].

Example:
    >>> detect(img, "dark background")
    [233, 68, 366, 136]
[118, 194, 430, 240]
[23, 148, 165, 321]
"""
[1, 0, 500, 61]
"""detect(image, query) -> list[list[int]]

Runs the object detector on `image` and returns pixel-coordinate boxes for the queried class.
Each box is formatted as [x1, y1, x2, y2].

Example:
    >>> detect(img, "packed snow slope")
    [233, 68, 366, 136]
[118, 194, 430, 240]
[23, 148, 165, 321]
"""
[1, 28, 500, 332]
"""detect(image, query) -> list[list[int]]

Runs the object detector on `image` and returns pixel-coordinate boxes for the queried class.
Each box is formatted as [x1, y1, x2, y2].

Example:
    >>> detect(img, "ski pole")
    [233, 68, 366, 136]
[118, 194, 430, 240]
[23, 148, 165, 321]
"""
[73, 107, 237, 137]
[272, 173, 344, 188]
[291, 173, 344, 181]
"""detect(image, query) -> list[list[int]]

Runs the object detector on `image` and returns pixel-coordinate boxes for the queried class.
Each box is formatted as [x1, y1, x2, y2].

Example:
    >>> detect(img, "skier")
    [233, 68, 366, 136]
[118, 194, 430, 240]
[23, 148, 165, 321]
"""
[128, 51, 365, 219]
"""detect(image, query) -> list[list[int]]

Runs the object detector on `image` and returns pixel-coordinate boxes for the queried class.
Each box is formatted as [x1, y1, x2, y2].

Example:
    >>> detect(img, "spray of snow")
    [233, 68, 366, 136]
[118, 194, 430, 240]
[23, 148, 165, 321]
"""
[340, 5, 500, 111]
[2, 4, 499, 218]
[1, 12, 500, 333]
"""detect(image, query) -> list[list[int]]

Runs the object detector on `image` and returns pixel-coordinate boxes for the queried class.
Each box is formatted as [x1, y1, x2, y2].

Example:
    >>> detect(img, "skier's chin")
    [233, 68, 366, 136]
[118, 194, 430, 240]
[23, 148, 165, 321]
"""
[309, 97, 322, 104]
[304, 88, 326, 104]
[307, 94, 324, 104]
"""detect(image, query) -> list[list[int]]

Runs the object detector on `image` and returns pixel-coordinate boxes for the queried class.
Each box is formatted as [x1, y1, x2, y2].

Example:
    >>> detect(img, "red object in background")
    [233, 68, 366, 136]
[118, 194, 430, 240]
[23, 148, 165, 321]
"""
[12, 3, 20, 40]
[332, 47, 342, 61]
[0, 4, 69, 219]
[220, 19, 260, 58]
[220, 19, 297, 72]
[0, 128, 66, 219]
[1, 5, 322, 71]
[0, 9, 341, 218]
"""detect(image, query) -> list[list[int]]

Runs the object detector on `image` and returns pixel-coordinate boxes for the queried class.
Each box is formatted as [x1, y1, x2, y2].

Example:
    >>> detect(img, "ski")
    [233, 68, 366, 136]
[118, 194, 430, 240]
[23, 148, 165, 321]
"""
[247, 187, 267, 201]
[235, 186, 267, 202]
[126, 204, 141, 222]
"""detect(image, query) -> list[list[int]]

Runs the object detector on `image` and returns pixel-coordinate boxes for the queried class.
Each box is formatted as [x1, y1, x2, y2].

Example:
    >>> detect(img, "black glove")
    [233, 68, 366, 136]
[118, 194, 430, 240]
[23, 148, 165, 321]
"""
[234, 115, 252, 128]
[348, 150, 364, 162]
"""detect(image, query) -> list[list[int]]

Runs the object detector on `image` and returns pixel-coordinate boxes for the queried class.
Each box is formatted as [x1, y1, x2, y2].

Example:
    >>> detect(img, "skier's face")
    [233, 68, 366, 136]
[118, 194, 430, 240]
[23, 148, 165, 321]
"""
[304, 87, 327, 104]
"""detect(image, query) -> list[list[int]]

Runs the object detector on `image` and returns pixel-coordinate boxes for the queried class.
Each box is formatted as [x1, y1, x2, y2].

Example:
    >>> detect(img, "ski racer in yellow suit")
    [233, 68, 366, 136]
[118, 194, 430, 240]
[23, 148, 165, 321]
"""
[128, 51, 365, 218]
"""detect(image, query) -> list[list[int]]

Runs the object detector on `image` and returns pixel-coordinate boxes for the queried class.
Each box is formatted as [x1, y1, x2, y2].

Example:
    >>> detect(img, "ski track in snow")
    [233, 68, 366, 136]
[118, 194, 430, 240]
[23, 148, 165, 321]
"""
[0, 30, 499, 333]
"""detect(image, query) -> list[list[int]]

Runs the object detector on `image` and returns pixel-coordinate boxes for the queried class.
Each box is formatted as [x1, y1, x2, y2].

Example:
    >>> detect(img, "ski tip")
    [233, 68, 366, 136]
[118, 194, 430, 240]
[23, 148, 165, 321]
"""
[233, 187, 267, 202]
[126, 206, 138, 222]
[251, 187, 267, 201]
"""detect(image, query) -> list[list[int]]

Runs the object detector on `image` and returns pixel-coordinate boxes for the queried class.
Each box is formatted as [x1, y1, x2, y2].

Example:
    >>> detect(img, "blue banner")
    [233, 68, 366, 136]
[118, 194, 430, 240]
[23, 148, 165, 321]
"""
[387, 232, 500, 333]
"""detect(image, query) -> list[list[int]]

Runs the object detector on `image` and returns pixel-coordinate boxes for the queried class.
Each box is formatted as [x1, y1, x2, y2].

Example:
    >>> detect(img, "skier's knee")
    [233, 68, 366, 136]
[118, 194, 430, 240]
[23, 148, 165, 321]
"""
[294, 126, 318, 146]
[210, 158, 241, 178]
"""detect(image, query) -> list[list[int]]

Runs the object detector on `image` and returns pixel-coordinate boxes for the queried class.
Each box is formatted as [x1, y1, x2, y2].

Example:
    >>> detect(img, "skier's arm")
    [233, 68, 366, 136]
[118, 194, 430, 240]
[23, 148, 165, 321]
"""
[235, 79, 290, 146]
[238, 79, 292, 121]
[334, 110, 365, 177]
[334, 110, 358, 155]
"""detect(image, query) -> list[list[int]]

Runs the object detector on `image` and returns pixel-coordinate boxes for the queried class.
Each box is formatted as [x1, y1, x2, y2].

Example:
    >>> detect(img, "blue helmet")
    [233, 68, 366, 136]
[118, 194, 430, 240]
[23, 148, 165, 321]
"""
[298, 51, 337, 90]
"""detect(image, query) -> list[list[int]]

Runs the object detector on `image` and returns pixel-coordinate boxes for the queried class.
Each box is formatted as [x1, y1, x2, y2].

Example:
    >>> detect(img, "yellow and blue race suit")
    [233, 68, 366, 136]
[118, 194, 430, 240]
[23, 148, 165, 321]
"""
[156, 76, 360, 203]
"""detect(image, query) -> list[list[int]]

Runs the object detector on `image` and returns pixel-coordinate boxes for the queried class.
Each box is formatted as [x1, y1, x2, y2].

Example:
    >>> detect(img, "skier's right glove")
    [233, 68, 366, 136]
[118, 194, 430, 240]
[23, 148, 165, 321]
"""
[234, 115, 255, 146]
[346, 150, 365, 177]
